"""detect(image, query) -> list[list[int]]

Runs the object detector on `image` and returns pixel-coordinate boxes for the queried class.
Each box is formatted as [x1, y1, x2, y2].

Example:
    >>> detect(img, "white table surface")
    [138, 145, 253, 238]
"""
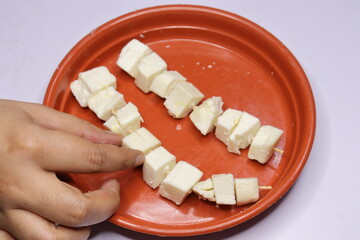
[1, 0, 359, 239]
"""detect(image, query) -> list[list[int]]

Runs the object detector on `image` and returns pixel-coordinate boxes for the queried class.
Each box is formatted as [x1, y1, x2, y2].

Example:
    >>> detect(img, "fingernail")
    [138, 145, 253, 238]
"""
[135, 153, 145, 167]
[104, 130, 123, 144]
[101, 179, 120, 193]
[105, 130, 123, 137]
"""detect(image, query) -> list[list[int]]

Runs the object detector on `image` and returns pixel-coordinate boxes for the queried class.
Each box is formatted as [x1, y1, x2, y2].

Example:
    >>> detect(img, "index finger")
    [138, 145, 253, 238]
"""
[19, 101, 123, 145]
[29, 126, 144, 173]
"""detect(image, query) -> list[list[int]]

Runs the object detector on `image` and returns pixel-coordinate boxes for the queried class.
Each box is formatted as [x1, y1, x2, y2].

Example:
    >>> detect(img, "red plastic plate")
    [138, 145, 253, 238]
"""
[44, 5, 315, 236]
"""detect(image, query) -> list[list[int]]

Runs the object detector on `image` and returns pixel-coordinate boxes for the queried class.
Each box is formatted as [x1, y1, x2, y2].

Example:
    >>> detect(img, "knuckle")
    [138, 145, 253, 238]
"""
[86, 146, 107, 172]
[65, 197, 88, 227]
[4, 126, 42, 158]
[20, 137, 41, 158]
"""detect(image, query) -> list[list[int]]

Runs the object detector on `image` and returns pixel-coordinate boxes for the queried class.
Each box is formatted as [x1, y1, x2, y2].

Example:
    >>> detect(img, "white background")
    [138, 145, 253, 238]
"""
[1, 0, 359, 239]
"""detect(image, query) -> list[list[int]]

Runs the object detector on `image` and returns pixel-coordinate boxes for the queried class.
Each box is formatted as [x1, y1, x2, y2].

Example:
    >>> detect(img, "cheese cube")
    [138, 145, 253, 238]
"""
[136, 127, 161, 149]
[78, 66, 117, 94]
[228, 112, 261, 154]
[122, 127, 161, 154]
[190, 96, 224, 135]
[70, 66, 116, 108]
[248, 125, 284, 164]
[143, 146, 176, 189]
[88, 87, 126, 121]
[70, 80, 91, 107]
[192, 178, 216, 202]
[103, 116, 127, 135]
[164, 82, 204, 118]
[212, 174, 236, 205]
[235, 178, 259, 206]
[116, 39, 152, 78]
[135, 52, 167, 93]
[121, 132, 149, 153]
[113, 102, 143, 134]
[159, 161, 203, 205]
[149, 70, 187, 98]
[215, 109, 243, 145]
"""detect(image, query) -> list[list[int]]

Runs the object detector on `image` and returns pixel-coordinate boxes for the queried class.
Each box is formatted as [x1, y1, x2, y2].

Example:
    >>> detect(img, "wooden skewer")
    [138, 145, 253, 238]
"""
[258, 186, 272, 190]
[111, 108, 118, 115]
[273, 147, 284, 154]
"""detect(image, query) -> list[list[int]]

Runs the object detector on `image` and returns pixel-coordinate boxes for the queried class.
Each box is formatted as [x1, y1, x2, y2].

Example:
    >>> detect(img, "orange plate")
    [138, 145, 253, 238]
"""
[44, 5, 316, 237]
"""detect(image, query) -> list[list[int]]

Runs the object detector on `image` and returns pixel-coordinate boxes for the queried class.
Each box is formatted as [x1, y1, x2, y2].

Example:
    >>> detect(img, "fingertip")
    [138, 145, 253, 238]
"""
[100, 179, 120, 194]
[99, 179, 121, 216]
[135, 153, 145, 167]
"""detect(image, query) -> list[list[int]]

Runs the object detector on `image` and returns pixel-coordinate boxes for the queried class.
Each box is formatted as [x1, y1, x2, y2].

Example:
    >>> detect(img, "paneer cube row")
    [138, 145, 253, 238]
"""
[121, 122, 203, 206]
[123, 126, 203, 205]
[124, 127, 205, 206]
[189, 100, 283, 164]
[193, 174, 262, 206]
[116, 39, 205, 119]
[215, 109, 284, 164]
[190, 103, 283, 164]
[70, 66, 144, 135]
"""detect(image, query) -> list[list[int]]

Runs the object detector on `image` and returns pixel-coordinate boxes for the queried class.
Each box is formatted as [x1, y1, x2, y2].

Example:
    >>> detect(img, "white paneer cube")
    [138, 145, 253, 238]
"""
[87, 87, 126, 121]
[116, 39, 152, 78]
[78, 66, 117, 94]
[103, 116, 127, 135]
[121, 131, 149, 153]
[150, 70, 187, 98]
[235, 178, 259, 206]
[136, 127, 161, 150]
[122, 127, 161, 154]
[248, 125, 284, 164]
[228, 112, 261, 154]
[70, 80, 91, 107]
[113, 102, 143, 134]
[192, 178, 216, 202]
[70, 66, 116, 108]
[164, 82, 204, 118]
[135, 52, 167, 93]
[159, 161, 203, 205]
[212, 174, 236, 205]
[190, 96, 224, 135]
[215, 109, 243, 145]
[143, 146, 176, 189]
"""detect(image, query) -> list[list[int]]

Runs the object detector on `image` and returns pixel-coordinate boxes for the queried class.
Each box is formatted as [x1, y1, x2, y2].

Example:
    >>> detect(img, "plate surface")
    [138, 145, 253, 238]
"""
[44, 5, 315, 236]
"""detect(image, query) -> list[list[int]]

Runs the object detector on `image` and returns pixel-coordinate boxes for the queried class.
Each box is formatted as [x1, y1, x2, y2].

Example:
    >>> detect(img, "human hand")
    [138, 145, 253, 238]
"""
[0, 100, 144, 240]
